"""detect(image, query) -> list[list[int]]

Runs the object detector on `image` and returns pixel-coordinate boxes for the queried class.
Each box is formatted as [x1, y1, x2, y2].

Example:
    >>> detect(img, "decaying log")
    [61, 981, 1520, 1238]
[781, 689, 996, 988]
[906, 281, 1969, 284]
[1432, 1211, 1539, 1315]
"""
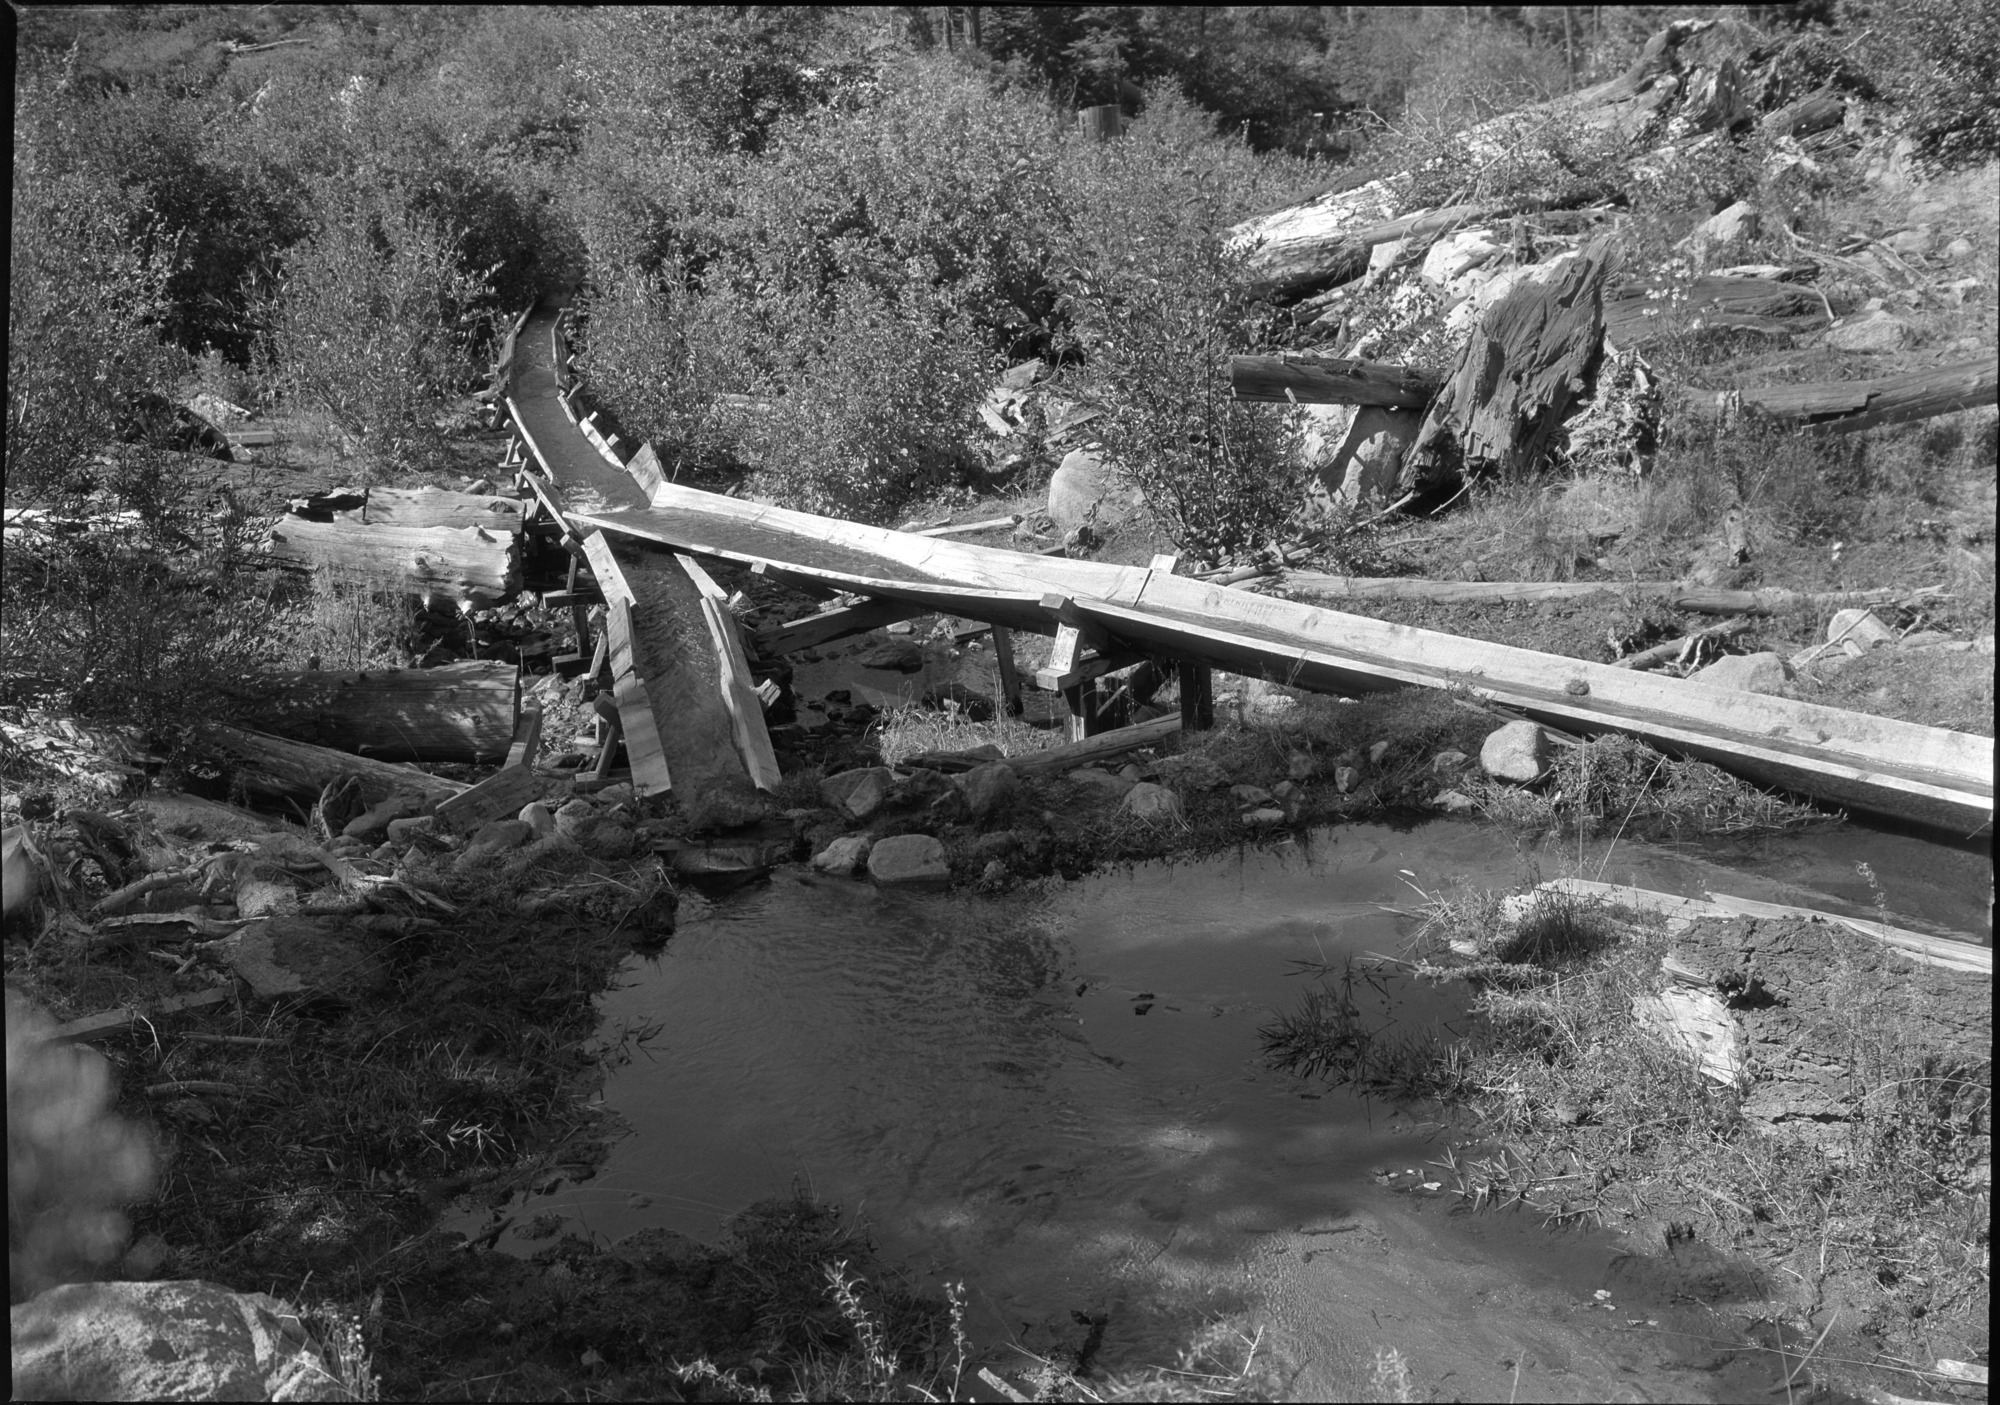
[1001, 715, 1182, 778]
[250, 662, 518, 764]
[1682, 358, 1998, 435]
[1403, 239, 1616, 492]
[1274, 575, 1944, 613]
[1612, 617, 1754, 670]
[1228, 355, 1442, 410]
[262, 518, 520, 607]
[328, 487, 524, 533]
[204, 725, 467, 814]
[1603, 274, 1829, 352]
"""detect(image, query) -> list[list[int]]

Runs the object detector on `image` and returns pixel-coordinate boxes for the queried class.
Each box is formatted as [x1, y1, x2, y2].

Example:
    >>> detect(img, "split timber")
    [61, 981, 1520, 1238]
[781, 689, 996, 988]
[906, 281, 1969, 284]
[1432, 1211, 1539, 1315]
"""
[503, 301, 1992, 839]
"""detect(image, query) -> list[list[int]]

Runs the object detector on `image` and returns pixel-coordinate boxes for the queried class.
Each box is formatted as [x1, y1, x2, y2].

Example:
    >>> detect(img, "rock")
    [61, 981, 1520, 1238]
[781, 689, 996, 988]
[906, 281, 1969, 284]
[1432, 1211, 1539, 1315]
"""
[1068, 767, 1136, 798]
[1286, 753, 1317, 782]
[214, 916, 388, 1005]
[1367, 740, 1391, 766]
[595, 783, 636, 808]
[970, 830, 1020, 862]
[980, 859, 1010, 886]
[1243, 807, 1287, 827]
[1047, 449, 1141, 535]
[1431, 790, 1479, 814]
[956, 762, 1020, 821]
[1430, 750, 1469, 775]
[465, 819, 533, 857]
[1300, 404, 1422, 511]
[1120, 783, 1182, 822]
[1479, 720, 1554, 785]
[10, 1279, 341, 1402]
[1943, 236, 1975, 262]
[1885, 224, 1933, 257]
[369, 842, 396, 863]
[1271, 780, 1304, 814]
[340, 792, 418, 841]
[1154, 753, 1228, 791]
[1689, 200, 1759, 250]
[1418, 227, 1503, 292]
[467, 477, 495, 495]
[518, 801, 555, 838]
[1334, 766, 1360, 795]
[810, 835, 874, 875]
[856, 639, 925, 673]
[820, 766, 896, 821]
[1693, 651, 1794, 693]
[384, 814, 434, 844]
[886, 620, 915, 635]
[867, 834, 950, 892]
[583, 820, 640, 861]
[234, 869, 300, 920]
[1230, 784, 1274, 807]
[554, 799, 596, 839]
[1827, 607, 1896, 655]
[1826, 308, 1908, 353]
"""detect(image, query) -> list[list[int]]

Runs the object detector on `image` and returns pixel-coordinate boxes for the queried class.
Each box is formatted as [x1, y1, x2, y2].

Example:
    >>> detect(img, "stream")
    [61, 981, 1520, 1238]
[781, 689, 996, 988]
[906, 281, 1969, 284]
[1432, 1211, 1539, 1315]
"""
[454, 811, 1988, 1401]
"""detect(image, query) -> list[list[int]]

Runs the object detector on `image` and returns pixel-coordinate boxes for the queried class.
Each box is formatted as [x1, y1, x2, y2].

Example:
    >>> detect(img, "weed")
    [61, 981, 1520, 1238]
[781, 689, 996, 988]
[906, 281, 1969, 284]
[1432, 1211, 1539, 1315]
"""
[1366, 1345, 1419, 1403]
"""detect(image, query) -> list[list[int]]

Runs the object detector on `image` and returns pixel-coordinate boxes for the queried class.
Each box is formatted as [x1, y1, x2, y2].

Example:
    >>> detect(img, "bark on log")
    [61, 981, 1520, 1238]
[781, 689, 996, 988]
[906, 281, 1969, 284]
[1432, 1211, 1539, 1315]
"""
[1759, 85, 1845, 140]
[203, 726, 467, 814]
[1228, 355, 1442, 410]
[249, 662, 518, 764]
[328, 487, 525, 533]
[1403, 239, 1615, 492]
[1604, 275, 1828, 353]
[1683, 359, 1998, 434]
[263, 518, 520, 607]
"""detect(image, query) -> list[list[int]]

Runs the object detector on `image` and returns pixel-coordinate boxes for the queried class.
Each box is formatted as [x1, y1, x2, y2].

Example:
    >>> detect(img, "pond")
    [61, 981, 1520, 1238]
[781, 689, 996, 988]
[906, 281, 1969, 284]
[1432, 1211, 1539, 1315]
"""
[457, 813, 1988, 1399]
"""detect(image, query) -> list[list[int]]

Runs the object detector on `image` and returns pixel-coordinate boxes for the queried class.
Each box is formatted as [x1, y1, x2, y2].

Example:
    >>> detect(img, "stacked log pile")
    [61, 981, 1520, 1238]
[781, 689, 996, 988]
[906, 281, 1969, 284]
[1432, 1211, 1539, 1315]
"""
[1226, 17, 1997, 507]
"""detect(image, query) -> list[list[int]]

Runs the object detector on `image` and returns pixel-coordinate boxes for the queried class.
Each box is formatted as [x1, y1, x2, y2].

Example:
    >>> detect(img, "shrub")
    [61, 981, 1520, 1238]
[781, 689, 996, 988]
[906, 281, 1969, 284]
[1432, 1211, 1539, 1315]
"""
[263, 178, 491, 481]
[1843, 0, 2000, 172]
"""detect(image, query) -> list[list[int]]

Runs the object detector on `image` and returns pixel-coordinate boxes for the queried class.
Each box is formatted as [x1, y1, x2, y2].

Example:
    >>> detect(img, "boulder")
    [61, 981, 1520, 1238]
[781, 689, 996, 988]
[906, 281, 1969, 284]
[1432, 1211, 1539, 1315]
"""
[518, 801, 555, 838]
[1693, 651, 1793, 694]
[1286, 753, 1318, 782]
[10, 1279, 341, 1402]
[1120, 783, 1182, 822]
[1431, 790, 1479, 814]
[867, 834, 951, 892]
[1068, 767, 1136, 799]
[465, 819, 533, 857]
[553, 799, 596, 839]
[1230, 784, 1274, 807]
[857, 639, 925, 673]
[341, 792, 418, 841]
[1154, 753, 1228, 791]
[810, 835, 874, 876]
[1479, 720, 1554, 785]
[970, 830, 1020, 862]
[956, 762, 1020, 821]
[1826, 308, 1908, 353]
[214, 916, 388, 1005]
[1688, 201, 1759, 251]
[1430, 750, 1470, 775]
[1827, 607, 1896, 655]
[1047, 449, 1141, 534]
[979, 859, 1010, 886]
[582, 819, 641, 862]
[384, 814, 434, 844]
[1333, 766, 1360, 795]
[1367, 740, 1391, 766]
[820, 767, 896, 822]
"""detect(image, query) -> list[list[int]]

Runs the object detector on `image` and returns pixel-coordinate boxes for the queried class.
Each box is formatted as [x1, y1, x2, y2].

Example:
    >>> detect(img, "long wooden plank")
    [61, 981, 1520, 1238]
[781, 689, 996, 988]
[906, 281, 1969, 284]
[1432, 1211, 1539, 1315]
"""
[1278, 575, 1940, 616]
[579, 539, 672, 799]
[757, 597, 932, 655]
[1530, 878, 1990, 977]
[698, 596, 783, 793]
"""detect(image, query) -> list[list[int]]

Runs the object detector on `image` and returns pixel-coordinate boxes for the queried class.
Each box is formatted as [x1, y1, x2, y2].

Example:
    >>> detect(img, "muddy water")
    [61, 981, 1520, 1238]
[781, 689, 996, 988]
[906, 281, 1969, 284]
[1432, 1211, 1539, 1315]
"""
[459, 817, 1988, 1400]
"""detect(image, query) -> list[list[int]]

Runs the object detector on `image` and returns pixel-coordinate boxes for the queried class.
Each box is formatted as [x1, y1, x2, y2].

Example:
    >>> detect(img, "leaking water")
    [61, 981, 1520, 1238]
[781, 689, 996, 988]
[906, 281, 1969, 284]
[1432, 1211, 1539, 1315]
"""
[459, 817, 1988, 1399]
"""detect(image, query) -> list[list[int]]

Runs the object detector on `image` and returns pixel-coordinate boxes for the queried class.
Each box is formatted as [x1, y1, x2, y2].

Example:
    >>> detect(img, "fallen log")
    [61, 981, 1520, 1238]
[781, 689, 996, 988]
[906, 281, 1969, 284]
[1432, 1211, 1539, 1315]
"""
[263, 517, 519, 608]
[1682, 359, 1998, 435]
[1612, 617, 1754, 670]
[1228, 355, 1441, 410]
[1603, 275, 1829, 353]
[249, 662, 518, 764]
[1001, 716, 1182, 778]
[327, 486, 525, 533]
[203, 726, 467, 814]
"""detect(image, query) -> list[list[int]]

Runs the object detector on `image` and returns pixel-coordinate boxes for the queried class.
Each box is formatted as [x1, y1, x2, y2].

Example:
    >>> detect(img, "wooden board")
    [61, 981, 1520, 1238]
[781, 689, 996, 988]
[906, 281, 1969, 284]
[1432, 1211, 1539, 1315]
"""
[756, 597, 931, 655]
[432, 764, 543, 836]
[581, 546, 672, 799]
[330, 487, 525, 533]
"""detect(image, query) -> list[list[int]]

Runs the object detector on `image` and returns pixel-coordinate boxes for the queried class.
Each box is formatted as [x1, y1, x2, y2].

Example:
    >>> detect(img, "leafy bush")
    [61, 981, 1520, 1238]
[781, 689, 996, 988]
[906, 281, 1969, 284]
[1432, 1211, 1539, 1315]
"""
[263, 179, 491, 480]
[1843, 0, 2000, 172]
[1053, 89, 1308, 563]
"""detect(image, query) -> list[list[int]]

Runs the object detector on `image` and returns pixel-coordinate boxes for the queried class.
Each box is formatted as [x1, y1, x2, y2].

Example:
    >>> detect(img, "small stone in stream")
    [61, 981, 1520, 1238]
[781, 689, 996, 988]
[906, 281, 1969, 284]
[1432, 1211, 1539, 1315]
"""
[1287, 753, 1317, 783]
[1431, 790, 1479, 814]
[1431, 751, 1469, 775]
[385, 814, 434, 844]
[820, 766, 895, 821]
[1334, 766, 1359, 795]
[1230, 784, 1273, 807]
[1368, 740, 1391, 765]
[858, 639, 925, 672]
[554, 799, 595, 838]
[810, 835, 874, 875]
[868, 833, 951, 891]
[519, 801, 555, 837]
[1243, 807, 1287, 827]
[1480, 720, 1554, 785]
[1069, 767, 1136, 798]
[1694, 651, 1793, 694]
[971, 830, 1020, 862]
[466, 819, 533, 857]
[1120, 783, 1182, 822]
[9, 1279, 338, 1403]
